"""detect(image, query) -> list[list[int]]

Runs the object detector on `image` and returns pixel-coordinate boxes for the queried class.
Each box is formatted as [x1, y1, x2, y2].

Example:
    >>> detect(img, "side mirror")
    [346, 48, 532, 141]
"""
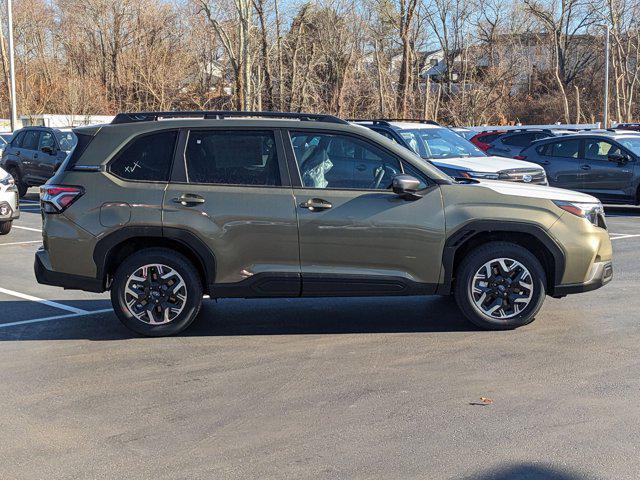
[41, 145, 54, 155]
[608, 153, 628, 164]
[392, 174, 422, 200]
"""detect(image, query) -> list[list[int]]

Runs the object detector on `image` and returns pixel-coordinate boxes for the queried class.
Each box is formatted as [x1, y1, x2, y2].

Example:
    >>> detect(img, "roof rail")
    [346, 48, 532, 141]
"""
[111, 110, 348, 125]
[346, 118, 441, 127]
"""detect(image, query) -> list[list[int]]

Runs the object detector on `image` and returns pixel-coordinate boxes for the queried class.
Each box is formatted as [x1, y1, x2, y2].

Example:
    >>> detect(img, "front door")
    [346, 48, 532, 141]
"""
[581, 138, 635, 202]
[286, 130, 446, 296]
[162, 128, 301, 296]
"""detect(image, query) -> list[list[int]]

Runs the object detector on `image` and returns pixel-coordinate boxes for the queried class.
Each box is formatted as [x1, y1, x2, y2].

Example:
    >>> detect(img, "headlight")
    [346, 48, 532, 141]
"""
[465, 171, 500, 180]
[0, 172, 13, 186]
[553, 200, 606, 228]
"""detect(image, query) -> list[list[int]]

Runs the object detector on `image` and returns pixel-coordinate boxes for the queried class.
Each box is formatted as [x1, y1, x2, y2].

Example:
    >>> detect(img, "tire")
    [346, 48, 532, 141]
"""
[8, 167, 27, 197]
[0, 221, 11, 235]
[110, 248, 203, 336]
[454, 241, 546, 330]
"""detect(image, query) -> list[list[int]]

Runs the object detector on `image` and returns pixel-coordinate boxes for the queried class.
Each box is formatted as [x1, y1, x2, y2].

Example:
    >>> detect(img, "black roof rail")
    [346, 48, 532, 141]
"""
[347, 118, 441, 126]
[111, 110, 349, 125]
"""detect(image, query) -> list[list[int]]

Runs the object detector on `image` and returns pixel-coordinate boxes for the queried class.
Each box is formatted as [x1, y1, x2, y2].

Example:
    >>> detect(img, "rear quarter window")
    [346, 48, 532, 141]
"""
[109, 130, 178, 182]
[64, 131, 97, 170]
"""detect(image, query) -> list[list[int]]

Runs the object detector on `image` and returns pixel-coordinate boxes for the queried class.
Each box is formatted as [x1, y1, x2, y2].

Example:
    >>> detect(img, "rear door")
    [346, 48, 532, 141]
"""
[581, 138, 635, 202]
[530, 138, 582, 190]
[19, 129, 41, 184]
[162, 128, 300, 296]
[286, 129, 446, 295]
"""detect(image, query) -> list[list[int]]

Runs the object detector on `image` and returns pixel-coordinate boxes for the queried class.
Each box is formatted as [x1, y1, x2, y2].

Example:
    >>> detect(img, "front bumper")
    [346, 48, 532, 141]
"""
[553, 261, 613, 296]
[35, 248, 104, 292]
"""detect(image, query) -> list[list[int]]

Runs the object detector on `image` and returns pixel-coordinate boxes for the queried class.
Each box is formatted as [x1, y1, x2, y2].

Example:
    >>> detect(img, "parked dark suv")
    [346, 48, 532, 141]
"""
[0, 126, 77, 197]
[518, 131, 640, 204]
[35, 111, 612, 336]
[486, 130, 560, 158]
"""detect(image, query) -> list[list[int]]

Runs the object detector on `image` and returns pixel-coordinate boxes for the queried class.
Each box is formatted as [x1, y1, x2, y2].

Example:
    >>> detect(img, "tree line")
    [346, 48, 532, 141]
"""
[1, 0, 639, 125]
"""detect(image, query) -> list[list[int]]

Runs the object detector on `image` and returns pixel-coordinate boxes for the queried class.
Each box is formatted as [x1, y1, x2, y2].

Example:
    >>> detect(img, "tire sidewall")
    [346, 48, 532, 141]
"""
[455, 243, 546, 330]
[0, 221, 11, 235]
[111, 249, 203, 336]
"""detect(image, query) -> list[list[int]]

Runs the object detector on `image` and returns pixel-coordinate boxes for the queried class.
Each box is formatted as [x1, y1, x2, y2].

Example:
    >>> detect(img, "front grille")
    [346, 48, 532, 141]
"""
[498, 168, 547, 185]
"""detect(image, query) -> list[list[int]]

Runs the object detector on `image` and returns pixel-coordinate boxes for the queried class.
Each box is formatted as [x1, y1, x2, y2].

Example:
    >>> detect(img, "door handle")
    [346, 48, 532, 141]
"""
[539, 160, 550, 166]
[173, 193, 206, 206]
[300, 198, 332, 211]
[356, 164, 366, 172]
[15, 151, 20, 156]
[581, 165, 591, 171]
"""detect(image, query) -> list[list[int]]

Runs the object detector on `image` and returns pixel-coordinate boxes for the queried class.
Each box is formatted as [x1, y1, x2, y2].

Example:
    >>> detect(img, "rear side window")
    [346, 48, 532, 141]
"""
[110, 130, 178, 182]
[480, 132, 502, 144]
[185, 130, 281, 186]
[11, 131, 25, 147]
[502, 133, 535, 147]
[22, 130, 40, 150]
[65, 131, 95, 170]
[550, 139, 580, 158]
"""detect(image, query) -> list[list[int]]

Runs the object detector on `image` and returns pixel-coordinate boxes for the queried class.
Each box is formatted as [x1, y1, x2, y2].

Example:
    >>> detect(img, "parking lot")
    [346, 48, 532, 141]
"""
[1, 191, 639, 479]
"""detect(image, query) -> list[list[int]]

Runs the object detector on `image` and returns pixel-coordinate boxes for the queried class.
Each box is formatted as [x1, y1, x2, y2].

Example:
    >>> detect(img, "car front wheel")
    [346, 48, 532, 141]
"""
[454, 242, 546, 330]
[0, 221, 11, 235]
[110, 248, 203, 336]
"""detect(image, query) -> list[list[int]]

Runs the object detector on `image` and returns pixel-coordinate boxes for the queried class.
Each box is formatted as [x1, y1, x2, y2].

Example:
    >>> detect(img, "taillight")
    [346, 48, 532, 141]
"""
[40, 185, 84, 214]
[514, 155, 527, 160]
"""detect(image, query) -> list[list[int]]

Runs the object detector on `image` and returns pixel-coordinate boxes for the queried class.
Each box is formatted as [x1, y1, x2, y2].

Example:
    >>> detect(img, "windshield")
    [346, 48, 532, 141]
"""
[399, 127, 486, 159]
[618, 137, 640, 156]
[55, 131, 78, 152]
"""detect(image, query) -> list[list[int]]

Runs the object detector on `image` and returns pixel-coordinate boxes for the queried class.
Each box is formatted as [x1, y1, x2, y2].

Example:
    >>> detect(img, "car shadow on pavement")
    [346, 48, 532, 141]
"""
[465, 463, 595, 480]
[0, 295, 478, 341]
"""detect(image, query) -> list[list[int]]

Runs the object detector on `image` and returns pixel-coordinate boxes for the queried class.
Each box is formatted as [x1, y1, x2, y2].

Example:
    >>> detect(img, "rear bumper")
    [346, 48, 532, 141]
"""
[35, 248, 104, 293]
[553, 261, 613, 296]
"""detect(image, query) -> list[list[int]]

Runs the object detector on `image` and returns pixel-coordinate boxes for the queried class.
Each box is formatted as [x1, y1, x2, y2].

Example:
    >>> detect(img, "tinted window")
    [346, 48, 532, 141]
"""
[110, 130, 178, 182]
[11, 131, 25, 147]
[22, 130, 40, 150]
[584, 140, 622, 161]
[39, 131, 56, 151]
[55, 131, 78, 152]
[65, 132, 95, 170]
[550, 139, 579, 158]
[372, 128, 399, 143]
[185, 130, 280, 186]
[290, 132, 401, 190]
[502, 133, 535, 147]
[480, 132, 503, 144]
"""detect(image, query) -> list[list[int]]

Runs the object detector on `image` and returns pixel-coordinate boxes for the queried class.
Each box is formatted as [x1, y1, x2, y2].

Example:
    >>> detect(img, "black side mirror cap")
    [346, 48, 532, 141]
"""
[392, 174, 422, 200]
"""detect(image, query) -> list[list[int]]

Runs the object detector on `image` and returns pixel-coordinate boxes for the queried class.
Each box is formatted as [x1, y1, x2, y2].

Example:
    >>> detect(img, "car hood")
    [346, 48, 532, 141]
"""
[473, 179, 600, 203]
[430, 155, 542, 172]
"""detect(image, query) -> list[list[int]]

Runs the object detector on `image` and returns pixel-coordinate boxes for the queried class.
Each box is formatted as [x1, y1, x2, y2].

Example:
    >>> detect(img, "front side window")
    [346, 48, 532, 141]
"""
[502, 133, 534, 147]
[185, 130, 280, 186]
[290, 132, 402, 190]
[39, 132, 56, 151]
[398, 127, 485, 159]
[110, 130, 178, 182]
[22, 130, 40, 151]
[584, 139, 622, 161]
[11, 131, 25, 148]
[618, 138, 640, 157]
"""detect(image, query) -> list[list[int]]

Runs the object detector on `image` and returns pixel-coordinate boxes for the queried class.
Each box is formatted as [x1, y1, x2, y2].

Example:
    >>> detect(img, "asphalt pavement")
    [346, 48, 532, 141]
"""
[1, 191, 639, 479]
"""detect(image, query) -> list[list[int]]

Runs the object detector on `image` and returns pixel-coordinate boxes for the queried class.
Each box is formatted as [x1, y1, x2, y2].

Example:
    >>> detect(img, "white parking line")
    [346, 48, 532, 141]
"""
[0, 240, 42, 246]
[610, 234, 640, 240]
[0, 287, 88, 314]
[0, 308, 113, 329]
[12, 225, 42, 233]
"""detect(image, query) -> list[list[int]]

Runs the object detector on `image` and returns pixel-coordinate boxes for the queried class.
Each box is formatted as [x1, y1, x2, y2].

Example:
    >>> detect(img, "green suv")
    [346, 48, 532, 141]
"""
[35, 111, 613, 336]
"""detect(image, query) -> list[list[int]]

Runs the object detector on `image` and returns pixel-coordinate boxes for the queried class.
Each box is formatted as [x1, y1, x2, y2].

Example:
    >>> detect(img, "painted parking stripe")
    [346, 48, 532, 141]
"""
[0, 287, 88, 314]
[0, 240, 42, 246]
[610, 234, 640, 240]
[0, 308, 113, 329]
[12, 225, 41, 232]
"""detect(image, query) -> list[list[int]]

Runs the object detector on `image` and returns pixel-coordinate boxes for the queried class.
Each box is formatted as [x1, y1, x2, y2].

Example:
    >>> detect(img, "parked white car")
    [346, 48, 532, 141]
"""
[355, 120, 548, 185]
[0, 166, 19, 234]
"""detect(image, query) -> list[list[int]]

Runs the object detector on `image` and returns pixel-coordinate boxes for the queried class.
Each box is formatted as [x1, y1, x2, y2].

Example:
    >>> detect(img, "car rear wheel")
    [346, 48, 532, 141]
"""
[110, 248, 203, 336]
[454, 242, 546, 330]
[8, 167, 27, 197]
[0, 221, 11, 235]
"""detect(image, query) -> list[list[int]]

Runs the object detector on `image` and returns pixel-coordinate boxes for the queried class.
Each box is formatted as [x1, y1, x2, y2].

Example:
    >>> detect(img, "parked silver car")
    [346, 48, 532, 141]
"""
[0, 166, 19, 234]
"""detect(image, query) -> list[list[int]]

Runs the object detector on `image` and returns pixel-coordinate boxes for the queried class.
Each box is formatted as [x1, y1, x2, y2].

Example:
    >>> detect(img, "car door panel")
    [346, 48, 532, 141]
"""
[163, 128, 301, 294]
[581, 139, 635, 201]
[287, 130, 446, 294]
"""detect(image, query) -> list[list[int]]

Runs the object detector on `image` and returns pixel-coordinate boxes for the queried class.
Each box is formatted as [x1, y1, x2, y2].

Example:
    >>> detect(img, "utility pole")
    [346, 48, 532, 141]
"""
[603, 24, 610, 129]
[7, 0, 17, 131]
